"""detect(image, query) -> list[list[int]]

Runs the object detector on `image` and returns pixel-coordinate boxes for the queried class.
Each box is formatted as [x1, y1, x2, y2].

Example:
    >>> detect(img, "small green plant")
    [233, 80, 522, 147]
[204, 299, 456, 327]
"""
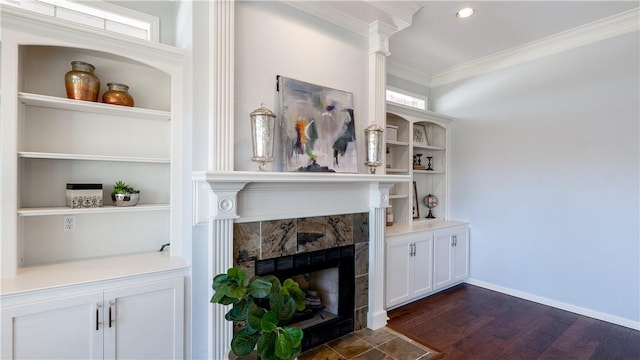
[211, 267, 306, 360]
[111, 180, 139, 195]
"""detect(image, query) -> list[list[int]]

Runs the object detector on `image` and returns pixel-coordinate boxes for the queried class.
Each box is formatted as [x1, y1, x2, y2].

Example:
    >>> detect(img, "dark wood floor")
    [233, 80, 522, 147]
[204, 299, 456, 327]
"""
[387, 284, 640, 360]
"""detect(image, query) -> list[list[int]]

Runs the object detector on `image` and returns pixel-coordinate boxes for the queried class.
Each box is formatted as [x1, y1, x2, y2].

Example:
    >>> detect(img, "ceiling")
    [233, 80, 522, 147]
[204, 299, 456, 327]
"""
[286, 1, 639, 84]
[388, 1, 639, 78]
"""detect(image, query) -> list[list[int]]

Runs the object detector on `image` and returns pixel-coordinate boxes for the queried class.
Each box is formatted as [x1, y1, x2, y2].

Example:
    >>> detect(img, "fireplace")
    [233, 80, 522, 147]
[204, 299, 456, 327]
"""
[255, 245, 355, 350]
[233, 213, 369, 349]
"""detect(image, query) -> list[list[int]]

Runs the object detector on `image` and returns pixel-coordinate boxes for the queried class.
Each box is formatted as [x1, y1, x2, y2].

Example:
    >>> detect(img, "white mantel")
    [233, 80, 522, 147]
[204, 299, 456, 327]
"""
[194, 170, 408, 359]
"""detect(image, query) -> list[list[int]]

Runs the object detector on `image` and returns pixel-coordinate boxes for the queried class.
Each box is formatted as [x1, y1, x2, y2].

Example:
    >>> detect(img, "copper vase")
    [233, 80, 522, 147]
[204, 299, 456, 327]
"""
[65, 61, 100, 102]
[102, 82, 134, 107]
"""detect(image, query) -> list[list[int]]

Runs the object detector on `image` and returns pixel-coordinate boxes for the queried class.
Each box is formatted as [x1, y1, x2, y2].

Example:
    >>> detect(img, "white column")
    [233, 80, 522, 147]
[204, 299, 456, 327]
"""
[368, 182, 394, 329]
[206, 181, 246, 360]
[367, 20, 396, 330]
[209, 0, 235, 171]
[208, 1, 236, 358]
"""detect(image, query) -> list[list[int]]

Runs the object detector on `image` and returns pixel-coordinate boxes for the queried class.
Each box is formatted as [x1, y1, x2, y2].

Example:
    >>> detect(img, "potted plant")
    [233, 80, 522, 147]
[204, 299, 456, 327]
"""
[211, 267, 306, 360]
[111, 180, 140, 207]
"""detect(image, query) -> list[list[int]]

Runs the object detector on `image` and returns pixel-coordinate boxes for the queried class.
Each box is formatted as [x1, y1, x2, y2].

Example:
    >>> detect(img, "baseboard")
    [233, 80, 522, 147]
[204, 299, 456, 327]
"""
[465, 278, 640, 331]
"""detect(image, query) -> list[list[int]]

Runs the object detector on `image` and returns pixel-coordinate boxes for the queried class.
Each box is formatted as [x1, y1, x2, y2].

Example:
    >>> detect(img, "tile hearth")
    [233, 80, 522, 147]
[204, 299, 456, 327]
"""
[299, 327, 440, 360]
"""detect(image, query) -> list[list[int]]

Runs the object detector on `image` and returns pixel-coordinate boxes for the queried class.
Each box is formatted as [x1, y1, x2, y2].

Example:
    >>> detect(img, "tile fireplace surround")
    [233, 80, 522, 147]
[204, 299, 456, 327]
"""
[194, 171, 408, 359]
[233, 213, 370, 331]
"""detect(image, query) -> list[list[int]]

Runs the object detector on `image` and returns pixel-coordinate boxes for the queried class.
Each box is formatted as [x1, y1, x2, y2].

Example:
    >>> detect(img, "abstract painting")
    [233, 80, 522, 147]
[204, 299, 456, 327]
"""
[278, 76, 358, 173]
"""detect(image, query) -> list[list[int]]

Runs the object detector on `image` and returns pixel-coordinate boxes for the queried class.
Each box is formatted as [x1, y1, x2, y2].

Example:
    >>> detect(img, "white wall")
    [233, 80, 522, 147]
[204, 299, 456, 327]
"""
[234, 1, 369, 172]
[431, 32, 639, 327]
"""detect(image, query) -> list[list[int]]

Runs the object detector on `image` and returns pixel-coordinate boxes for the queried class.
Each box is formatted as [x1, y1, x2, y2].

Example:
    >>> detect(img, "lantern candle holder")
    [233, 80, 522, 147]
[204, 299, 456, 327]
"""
[250, 104, 276, 171]
[364, 122, 384, 174]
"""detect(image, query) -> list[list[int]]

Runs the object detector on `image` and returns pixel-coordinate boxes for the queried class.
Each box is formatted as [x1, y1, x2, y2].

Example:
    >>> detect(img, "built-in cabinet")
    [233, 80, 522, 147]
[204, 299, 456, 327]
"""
[0, 7, 188, 358]
[1, 276, 184, 360]
[385, 221, 469, 309]
[385, 232, 433, 308]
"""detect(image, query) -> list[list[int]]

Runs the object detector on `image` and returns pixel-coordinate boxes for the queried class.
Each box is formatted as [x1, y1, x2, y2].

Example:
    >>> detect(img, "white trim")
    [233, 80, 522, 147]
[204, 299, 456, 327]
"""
[431, 7, 640, 87]
[387, 59, 431, 86]
[281, 0, 369, 36]
[466, 278, 640, 331]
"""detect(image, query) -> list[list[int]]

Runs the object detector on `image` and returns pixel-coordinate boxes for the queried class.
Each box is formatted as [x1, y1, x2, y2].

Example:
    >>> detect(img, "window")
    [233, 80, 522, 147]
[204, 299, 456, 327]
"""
[2, 0, 159, 42]
[386, 87, 427, 110]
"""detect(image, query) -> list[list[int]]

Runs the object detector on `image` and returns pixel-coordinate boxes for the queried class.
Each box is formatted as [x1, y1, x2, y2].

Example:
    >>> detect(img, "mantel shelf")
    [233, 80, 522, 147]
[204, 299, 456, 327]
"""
[193, 170, 411, 185]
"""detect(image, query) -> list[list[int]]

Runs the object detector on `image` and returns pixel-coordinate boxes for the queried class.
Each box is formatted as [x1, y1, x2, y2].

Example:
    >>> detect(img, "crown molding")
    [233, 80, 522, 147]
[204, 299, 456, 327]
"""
[387, 59, 431, 86]
[280, 1, 370, 36]
[430, 7, 640, 87]
[368, 1, 424, 31]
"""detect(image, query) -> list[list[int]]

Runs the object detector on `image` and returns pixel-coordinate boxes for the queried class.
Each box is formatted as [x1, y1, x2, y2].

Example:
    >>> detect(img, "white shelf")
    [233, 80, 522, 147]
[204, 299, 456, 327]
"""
[18, 204, 170, 216]
[390, 194, 409, 200]
[413, 170, 445, 175]
[19, 92, 171, 121]
[386, 168, 409, 174]
[386, 140, 409, 147]
[18, 152, 170, 163]
[413, 144, 445, 151]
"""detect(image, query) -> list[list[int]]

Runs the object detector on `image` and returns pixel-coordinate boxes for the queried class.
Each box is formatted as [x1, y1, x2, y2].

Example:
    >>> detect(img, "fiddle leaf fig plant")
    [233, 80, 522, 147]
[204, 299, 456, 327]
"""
[211, 267, 306, 360]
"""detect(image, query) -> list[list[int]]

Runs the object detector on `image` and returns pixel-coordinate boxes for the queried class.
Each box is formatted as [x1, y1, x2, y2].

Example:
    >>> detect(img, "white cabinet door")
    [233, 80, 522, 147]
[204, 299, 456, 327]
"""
[433, 232, 454, 290]
[452, 229, 470, 282]
[434, 226, 470, 291]
[386, 235, 434, 308]
[386, 239, 412, 308]
[411, 237, 433, 298]
[1, 292, 103, 360]
[103, 277, 184, 360]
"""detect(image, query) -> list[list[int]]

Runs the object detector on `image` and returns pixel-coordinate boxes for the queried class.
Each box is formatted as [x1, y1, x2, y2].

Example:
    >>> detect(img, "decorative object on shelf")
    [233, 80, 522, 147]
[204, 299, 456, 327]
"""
[386, 206, 394, 226]
[111, 180, 140, 207]
[413, 181, 420, 219]
[413, 153, 426, 170]
[102, 82, 134, 107]
[65, 61, 100, 102]
[385, 124, 398, 141]
[413, 124, 429, 146]
[423, 193, 438, 219]
[278, 76, 357, 173]
[364, 122, 383, 174]
[211, 267, 305, 360]
[66, 183, 103, 208]
[250, 104, 276, 171]
[425, 156, 434, 171]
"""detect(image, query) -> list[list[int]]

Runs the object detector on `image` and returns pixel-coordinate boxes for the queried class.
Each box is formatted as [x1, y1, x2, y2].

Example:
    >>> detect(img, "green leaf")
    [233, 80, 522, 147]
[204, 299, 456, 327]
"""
[248, 277, 273, 299]
[256, 331, 276, 360]
[210, 282, 230, 304]
[226, 283, 247, 299]
[282, 279, 306, 311]
[270, 293, 296, 322]
[275, 331, 293, 359]
[282, 326, 303, 349]
[247, 303, 266, 330]
[262, 275, 282, 293]
[230, 328, 259, 357]
[225, 299, 250, 322]
[227, 267, 246, 284]
[212, 274, 231, 291]
[260, 310, 278, 332]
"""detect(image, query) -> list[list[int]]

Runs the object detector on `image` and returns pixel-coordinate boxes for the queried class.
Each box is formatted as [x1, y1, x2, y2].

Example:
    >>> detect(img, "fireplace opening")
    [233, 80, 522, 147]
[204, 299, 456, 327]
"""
[255, 245, 355, 350]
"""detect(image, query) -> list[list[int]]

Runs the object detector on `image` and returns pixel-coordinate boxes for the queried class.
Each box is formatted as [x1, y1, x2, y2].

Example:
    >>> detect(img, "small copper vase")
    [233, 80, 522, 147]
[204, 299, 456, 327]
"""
[65, 61, 100, 102]
[102, 82, 134, 107]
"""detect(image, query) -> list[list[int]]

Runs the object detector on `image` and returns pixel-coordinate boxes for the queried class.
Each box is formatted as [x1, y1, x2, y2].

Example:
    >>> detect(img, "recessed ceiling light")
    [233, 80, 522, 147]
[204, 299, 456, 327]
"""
[456, 7, 475, 19]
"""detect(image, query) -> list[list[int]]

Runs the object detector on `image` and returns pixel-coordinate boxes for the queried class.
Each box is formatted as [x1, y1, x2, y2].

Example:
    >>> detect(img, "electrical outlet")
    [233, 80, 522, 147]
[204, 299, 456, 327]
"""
[64, 216, 76, 232]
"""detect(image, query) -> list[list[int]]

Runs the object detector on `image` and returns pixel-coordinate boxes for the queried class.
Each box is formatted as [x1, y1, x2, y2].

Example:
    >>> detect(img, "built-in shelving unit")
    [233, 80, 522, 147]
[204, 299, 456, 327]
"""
[1, 5, 186, 280]
[384, 102, 453, 227]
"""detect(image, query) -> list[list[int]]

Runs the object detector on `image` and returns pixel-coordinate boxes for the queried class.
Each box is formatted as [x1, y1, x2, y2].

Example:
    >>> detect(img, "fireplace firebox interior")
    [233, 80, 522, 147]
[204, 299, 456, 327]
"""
[255, 245, 355, 350]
